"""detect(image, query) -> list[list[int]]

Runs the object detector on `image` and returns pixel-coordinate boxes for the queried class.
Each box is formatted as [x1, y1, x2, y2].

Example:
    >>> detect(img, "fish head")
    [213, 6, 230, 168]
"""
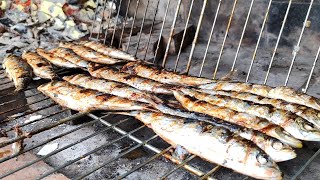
[268, 126, 303, 148]
[295, 118, 320, 141]
[15, 77, 31, 91]
[268, 139, 297, 162]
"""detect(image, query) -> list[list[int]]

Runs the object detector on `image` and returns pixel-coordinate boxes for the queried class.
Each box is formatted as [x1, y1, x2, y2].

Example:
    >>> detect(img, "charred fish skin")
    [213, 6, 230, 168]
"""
[37, 81, 152, 112]
[121, 61, 214, 86]
[120, 111, 282, 180]
[3, 55, 32, 91]
[199, 89, 320, 130]
[78, 41, 137, 61]
[36, 48, 79, 68]
[88, 63, 173, 95]
[173, 90, 302, 148]
[59, 42, 124, 65]
[22, 51, 57, 80]
[182, 88, 320, 141]
[63, 74, 155, 103]
[198, 81, 320, 111]
[49, 47, 89, 68]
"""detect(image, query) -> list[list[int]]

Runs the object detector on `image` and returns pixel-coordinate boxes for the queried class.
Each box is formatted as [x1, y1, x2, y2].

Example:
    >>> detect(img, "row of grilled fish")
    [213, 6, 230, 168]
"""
[4, 40, 320, 179]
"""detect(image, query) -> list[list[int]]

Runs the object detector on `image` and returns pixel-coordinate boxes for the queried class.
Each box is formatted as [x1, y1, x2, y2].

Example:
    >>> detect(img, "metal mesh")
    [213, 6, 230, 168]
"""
[1, 0, 320, 179]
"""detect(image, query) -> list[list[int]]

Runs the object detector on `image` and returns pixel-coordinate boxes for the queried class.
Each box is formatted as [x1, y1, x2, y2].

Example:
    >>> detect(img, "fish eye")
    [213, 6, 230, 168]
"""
[257, 154, 268, 165]
[304, 124, 315, 130]
[271, 141, 283, 150]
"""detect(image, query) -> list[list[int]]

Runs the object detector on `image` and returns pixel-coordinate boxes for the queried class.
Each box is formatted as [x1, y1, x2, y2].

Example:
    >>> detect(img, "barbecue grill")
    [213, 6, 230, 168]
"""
[1, 0, 320, 179]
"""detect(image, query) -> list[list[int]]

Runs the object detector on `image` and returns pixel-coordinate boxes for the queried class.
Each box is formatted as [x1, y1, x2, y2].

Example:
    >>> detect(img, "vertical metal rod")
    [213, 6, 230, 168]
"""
[284, 0, 314, 86]
[103, 0, 116, 44]
[152, 0, 172, 64]
[126, 0, 142, 52]
[111, 0, 124, 46]
[185, 0, 208, 74]
[231, 0, 255, 71]
[161, 0, 183, 67]
[199, 166, 221, 180]
[198, 0, 222, 77]
[246, 0, 273, 82]
[173, 0, 195, 71]
[212, 0, 238, 79]
[134, 0, 151, 56]
[264, 0, 292, 84]
[118, 0, 133, 49]
[96, 0, 108, 41]
[303, 45, 320, 93]
[89, 0, 102, 39]
[143, 0, 161, 60]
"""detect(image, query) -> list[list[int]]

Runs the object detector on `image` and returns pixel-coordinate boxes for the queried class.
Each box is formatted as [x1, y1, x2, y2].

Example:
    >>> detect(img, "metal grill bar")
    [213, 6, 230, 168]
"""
[213, 0, 238, 79]
[198, 0, 222, 77]
[246, 0, 273, 82]
[153, 0, 171, 64]
[199, 166, 221, 180]
[0, 91, 42, 107]
[95, 0, 108, 41]
[264, 0, 292, 84]
[303, 45, 320, 93]
[125, 0, 142, 52]
[143, 0, 160, 60]
[110, 0, 123, 46]
[160, 155, 197, 179]
[134, 0, 151, 56]
[162, 0, 183, 67]
[118, 0, 132, 48]
[284, 0, 314, 86]
[185, 0, 208, 74]
[292, 148, 320, 180]
[231, 0, 255, 71]
[173, 0, 195, 71]
[103, 0, 116, 44]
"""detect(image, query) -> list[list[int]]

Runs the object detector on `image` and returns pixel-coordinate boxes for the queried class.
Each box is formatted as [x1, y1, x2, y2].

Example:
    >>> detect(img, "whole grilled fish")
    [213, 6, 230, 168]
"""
[59, 42, 125, 64]
[3, 55, 32, 91]
[49, 47, 89, 68]
[22, 51, 57, 79]
[173, 90, 302, 148]
[121, 61, 214, 86]
[199, 81, 320, 111]
[199, 89, 320, 129]
[37, 81, 153, 112]
[36, 48, 79, 68]
[115, 111, 282, 179]
[78, 41, 137, 61]
[63, 74, 156, 103]
[181, 88, 320, 141]
[88, 63, 173, 94]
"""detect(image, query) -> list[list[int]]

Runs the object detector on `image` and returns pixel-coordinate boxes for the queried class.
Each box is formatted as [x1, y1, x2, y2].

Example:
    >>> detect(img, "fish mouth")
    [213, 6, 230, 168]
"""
[271, 149, 297, 162]
[269, 127, 303, 148]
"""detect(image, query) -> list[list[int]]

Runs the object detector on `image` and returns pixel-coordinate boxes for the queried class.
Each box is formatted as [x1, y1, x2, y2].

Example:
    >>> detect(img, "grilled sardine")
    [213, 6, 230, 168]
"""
[199, 82, 320, 111]
[182, 88, 320, 141]
[199, 89, 320, 129]
[22, 51, 56, 79]
[36, 48, 79, 68]
[37, 81, 152, 112]
[3, 55, 32, 91]
[59, 42, 124, 64]
[88, 63, 173, 94]
[49, 47, 89, 68]
[121, 61, 214, 86]
[115, 111, 282, 179]
[173, 90, 302, 148]
[78, 41, 137, 61]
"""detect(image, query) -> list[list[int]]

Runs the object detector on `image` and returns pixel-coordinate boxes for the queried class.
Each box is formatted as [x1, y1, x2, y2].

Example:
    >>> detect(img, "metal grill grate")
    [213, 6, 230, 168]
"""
[1, 0, 320, 179]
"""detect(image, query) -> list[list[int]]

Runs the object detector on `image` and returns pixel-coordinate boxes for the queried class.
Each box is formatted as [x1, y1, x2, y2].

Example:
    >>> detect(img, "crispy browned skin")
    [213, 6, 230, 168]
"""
[36, 48, 79, 68]
[173, 90, 302, 148]
[199, 89, 320, 129]
[59, 42, 125, 64]
[3, 55, 32, 91]
[49, 47, 89, 68]
[199, 81, 320, 111]
[116, 111, 282, 180]
[37, 81, 153, 112]
[22, 51, 56, 79]
[78, 41, 137, 61]
[88, 63, 173, 94]
[182, 88, 320, 141]
[121, 61, 214, 86]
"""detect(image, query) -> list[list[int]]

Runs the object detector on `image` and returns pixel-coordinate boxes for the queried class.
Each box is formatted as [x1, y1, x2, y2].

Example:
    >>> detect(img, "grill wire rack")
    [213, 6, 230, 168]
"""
[1, 0, 320, 179]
